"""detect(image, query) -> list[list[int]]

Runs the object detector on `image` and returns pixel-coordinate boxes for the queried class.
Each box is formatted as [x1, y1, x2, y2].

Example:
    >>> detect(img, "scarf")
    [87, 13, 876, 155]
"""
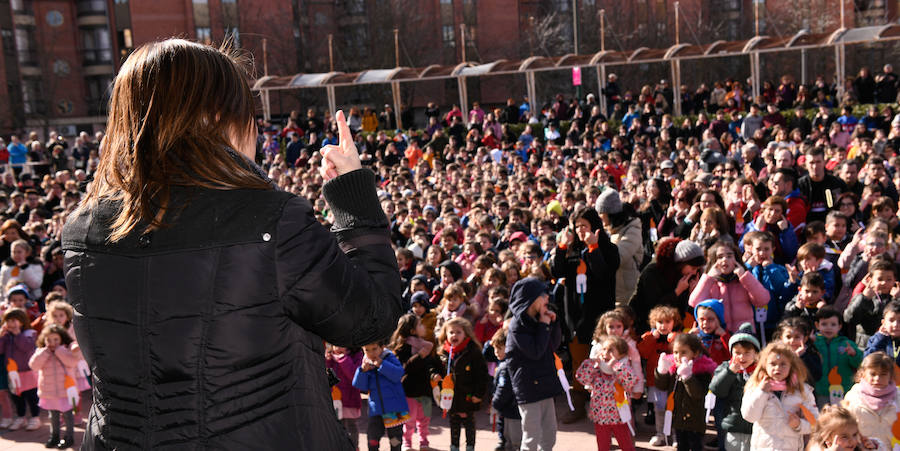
[714, 272, 739, 284]
[406, 336, 433, 357]
[740, 363, 757, 380]
[697, 330, 719, 350]
[857, 380, 897, 411]
[442, 337, 471, 359]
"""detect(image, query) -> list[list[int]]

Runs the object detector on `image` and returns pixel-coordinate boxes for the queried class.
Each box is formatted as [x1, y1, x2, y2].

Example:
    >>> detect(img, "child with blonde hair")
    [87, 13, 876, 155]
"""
[807, 405, 886, 451]
[576, 335, 638, 451]
[437, 317, 488, 451]
[638, 305, 681, 446]
[741, 342, 818, 450]
[594, 311, 643, 398]
[842, 352, 899, 449]
[434, 282, 474, 337]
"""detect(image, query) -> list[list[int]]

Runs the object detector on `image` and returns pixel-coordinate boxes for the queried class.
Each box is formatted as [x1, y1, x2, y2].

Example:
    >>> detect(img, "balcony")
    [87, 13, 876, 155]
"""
[76, 0, 107, 17]
[10, 0, 34, 15]
[16, 49, 38, 67]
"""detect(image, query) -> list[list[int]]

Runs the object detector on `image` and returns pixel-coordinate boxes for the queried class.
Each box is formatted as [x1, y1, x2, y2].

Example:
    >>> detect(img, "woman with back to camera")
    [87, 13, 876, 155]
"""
[60, 39, 403, 450]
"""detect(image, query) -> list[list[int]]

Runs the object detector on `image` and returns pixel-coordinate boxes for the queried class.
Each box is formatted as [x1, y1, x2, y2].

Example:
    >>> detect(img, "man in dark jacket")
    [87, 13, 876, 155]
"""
[506, 277, 563, 451]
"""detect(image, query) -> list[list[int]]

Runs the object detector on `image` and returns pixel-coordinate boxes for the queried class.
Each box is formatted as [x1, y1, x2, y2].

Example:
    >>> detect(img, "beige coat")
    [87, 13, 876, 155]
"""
[610, 217, 642, 304]
[843, 384, 900, 449]
[741, 384, 818, 451]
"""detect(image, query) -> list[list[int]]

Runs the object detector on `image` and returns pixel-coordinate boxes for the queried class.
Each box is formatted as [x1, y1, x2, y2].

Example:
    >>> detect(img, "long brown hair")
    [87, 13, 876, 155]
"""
[85, 39, 271, 242]
[746, 342, 809, 396]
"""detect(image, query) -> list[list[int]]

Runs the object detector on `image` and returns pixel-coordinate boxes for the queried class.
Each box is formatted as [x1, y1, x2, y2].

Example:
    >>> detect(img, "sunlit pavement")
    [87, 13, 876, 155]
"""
[0, 396, 715, 450]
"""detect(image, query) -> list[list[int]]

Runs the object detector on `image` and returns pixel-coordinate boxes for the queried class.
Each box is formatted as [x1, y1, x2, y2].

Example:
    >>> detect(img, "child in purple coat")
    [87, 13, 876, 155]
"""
[326, 345, 363, 449]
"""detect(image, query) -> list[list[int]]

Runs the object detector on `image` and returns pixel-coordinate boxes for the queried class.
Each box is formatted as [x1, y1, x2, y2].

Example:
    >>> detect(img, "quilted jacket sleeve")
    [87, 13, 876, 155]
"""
[276, 169, 403, 347]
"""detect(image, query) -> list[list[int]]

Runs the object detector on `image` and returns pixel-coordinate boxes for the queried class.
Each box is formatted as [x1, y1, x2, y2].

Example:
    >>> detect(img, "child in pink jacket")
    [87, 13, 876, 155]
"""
[28, 324, 79, 449]
[689, 241, 770, 334]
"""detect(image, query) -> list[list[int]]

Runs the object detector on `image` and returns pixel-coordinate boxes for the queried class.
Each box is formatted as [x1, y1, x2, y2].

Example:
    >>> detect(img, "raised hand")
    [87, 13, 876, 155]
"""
[319, 110, 362, 181]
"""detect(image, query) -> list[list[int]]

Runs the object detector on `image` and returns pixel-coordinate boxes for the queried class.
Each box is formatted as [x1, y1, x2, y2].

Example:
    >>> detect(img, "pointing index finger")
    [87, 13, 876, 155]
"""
[335, 110, 353, 149]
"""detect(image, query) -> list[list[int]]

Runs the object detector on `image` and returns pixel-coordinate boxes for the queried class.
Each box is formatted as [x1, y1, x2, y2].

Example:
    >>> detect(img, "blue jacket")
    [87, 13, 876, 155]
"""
[740, 221, 799, 264]
[7, 143, 26, 165]
[785, 263, 838, 302]
[352, 350, 409, 417]
[505, 278, 564, 405]
[748, 263, 792, 331]
[865, 332, 900, 365]
[491, 360, 521, 419]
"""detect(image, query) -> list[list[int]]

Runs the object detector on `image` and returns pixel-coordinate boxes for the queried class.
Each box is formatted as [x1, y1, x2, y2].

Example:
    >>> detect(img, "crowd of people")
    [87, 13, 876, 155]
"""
[0, 64, 899, 450]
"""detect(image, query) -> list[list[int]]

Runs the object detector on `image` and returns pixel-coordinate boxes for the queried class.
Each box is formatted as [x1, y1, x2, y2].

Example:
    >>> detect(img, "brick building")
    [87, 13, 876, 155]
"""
[0, 0, 896, 136]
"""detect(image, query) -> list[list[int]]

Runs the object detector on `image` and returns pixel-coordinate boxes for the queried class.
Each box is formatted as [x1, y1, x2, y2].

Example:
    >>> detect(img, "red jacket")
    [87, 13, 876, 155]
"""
[784, 190, 809, 237]
[698, 331, 732, 364]
[638, 331, 676, 387]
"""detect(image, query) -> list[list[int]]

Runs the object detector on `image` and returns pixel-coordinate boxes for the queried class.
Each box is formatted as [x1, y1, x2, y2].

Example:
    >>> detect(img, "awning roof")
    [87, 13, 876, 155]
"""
[253, 24, 900, 91]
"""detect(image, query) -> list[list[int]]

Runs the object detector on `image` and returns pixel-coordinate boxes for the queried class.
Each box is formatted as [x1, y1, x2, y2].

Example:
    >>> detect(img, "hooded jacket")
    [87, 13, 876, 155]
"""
[61, 169, 403, 450]
[325, 350, 363, 411]
[505, 278, 564, 405]
[352, 349, 409, 417]
[694, 300, 732, 364]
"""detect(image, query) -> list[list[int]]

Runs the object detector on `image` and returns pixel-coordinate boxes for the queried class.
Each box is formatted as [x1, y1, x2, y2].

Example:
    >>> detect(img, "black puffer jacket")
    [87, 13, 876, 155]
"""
[61, 169, 403, 450]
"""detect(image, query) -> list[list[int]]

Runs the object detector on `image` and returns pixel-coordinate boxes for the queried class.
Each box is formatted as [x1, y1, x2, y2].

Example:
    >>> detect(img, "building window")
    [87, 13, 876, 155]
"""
[225, 27, 239, 47]
[21, 78, 40, 115]
[346, 0, 364, 14]
[81, 27, 112, 65]
[117, 28, 132, 56]
[193, 0, 210, 28]
[75, 0, 107, 16]
[14, 28, 38, 66]
[10, 0, 33, 14]
[222, 0, 239, 27]
[85, 75, 112, 115]
[1, 30, 15, 56]
[442, 25, 455, 47]
[196, 27, 212, 45]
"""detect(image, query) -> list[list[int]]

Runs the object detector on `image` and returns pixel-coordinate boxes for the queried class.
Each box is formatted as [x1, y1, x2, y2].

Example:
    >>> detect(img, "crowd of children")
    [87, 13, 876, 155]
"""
[333, 226, 900, 451]
[0, 283, 88, 449]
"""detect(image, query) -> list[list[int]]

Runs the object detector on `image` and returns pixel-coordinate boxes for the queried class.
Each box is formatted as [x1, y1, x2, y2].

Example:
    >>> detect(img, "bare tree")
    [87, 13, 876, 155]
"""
[520, 13, 571, 57]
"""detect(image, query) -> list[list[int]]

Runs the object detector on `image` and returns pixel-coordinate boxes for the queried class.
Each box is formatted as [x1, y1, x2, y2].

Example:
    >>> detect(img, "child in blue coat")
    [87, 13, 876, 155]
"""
[352, 340, 410, 451]
[865, 300, 900, 365]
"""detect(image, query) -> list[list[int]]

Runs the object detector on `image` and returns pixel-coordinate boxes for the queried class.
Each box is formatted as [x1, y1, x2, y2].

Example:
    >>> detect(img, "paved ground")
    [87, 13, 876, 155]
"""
[0, 396, 713, 450]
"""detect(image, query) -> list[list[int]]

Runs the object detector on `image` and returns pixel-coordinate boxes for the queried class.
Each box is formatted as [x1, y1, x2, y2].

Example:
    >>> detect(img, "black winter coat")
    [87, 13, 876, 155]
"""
[628, 262, 690, 334]
[548, 241, 618, 343]
[61, 169, 403, 450]
[438, 340, 489, 414]
[395, 343, 440, 398]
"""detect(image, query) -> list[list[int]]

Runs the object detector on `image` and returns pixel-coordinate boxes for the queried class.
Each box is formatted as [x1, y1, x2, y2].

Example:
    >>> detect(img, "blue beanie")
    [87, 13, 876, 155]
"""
[694, 298, 726, 330]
